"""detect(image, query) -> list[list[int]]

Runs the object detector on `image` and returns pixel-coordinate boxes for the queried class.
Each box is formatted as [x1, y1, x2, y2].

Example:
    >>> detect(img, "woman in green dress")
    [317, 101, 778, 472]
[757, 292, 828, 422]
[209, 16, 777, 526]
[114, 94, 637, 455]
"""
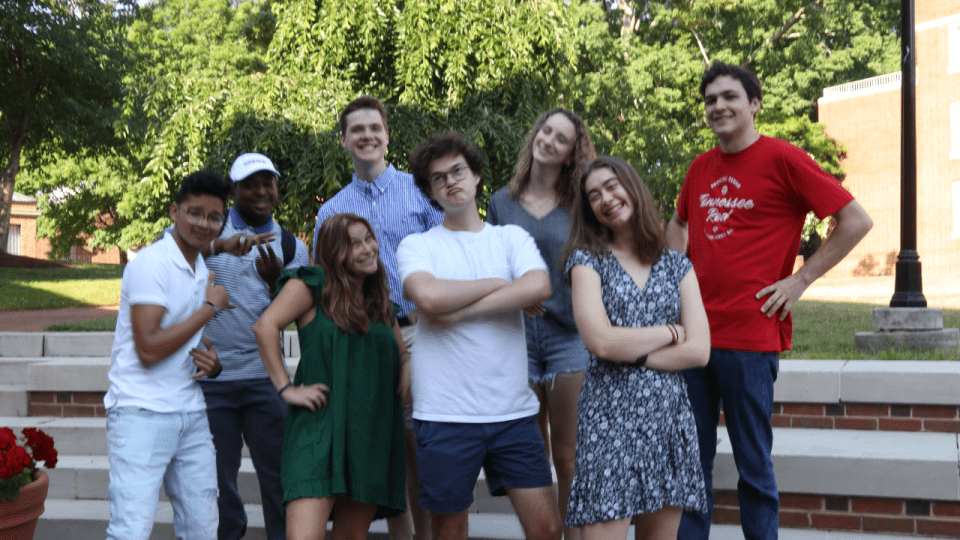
[254, 212, 411, 540]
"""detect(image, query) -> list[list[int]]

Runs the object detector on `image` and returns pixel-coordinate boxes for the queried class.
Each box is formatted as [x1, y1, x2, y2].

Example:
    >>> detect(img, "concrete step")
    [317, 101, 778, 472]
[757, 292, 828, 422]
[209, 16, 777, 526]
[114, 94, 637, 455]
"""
[0, 331, 301, 359]
[0, 357, 32, 383]
[34, 500, 942, 540]
[3, 417, 108, 454]
[22, 357, 301, 393]
[0, 383, 28, 416]
[12, 415, 960, 503]
[47, 455, 268, 505]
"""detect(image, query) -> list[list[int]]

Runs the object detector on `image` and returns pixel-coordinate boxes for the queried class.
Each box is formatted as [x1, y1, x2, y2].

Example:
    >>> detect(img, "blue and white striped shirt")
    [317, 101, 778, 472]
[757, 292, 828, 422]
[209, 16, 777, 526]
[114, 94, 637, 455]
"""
[313, 164, 444, 318]
[202, 207, 310, 381]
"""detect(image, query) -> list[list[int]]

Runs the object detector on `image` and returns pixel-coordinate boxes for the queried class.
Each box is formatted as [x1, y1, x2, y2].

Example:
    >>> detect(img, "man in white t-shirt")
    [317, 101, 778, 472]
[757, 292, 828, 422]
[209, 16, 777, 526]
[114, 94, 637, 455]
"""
[104, 170, 234, 539]
[397, 132, 560, 540]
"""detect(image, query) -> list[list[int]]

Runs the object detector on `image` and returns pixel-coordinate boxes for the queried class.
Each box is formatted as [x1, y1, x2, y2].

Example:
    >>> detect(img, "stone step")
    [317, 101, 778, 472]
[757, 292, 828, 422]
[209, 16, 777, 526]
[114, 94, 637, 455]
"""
[21, 356, 301, 393]
[0, 383, 28, 416]
[34, 500, 941, 540]
[46, 455, 267, 505]
[23, 415, 960, 505]
[4, 353, 960, 408]
[0, 357, 32, 383]
[0, 331, 301, 359]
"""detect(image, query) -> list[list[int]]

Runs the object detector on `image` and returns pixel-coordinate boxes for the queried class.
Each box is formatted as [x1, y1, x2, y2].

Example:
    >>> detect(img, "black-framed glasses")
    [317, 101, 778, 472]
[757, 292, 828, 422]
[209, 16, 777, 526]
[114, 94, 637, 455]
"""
[180, 206, 225, 228]
[429, 164, 470, 189]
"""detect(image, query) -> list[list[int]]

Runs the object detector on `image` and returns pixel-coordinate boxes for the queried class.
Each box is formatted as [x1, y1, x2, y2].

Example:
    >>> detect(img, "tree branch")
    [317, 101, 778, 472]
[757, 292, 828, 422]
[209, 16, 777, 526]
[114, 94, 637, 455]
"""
[692, 29, 710, 65]
[744, 0, 823, 68]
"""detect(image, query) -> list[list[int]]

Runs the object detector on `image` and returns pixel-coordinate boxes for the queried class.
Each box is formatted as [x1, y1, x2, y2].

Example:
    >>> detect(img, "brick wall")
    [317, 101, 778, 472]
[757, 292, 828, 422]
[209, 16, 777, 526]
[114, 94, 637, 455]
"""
[29, 391, 105, 417]
[716, 491, 960, 537]
[719, 402, 960, 433]
[818, 0, 960, 279]
[10, 201, 52, 259]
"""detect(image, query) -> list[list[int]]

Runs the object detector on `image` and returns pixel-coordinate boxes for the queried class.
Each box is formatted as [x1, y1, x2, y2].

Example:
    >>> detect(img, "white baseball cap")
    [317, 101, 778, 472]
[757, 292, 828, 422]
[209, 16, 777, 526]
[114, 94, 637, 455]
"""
[229, 153, 281, 182]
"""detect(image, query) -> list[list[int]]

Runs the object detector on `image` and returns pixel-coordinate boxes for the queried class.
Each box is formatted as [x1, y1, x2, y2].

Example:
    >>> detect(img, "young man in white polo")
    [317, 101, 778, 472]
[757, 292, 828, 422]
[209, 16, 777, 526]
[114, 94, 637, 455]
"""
[397, 132, 561, 540]
[105, 170, 233, 539]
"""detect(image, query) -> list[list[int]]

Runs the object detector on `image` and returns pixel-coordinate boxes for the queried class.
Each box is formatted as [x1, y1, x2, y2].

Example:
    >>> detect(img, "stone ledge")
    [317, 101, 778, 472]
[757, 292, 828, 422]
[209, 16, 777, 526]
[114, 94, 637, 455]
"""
[873, 308, 944, 331]
[44, 332, 114, 357]
[713, 427, 960, 501]
[856, 329, 960, 354]
[776, 360, 960, 405]
[0, 331, 301, 358]
[842, 361, 960, 405]
[0, 332, 43, 357]
[22, 357, 301, 392]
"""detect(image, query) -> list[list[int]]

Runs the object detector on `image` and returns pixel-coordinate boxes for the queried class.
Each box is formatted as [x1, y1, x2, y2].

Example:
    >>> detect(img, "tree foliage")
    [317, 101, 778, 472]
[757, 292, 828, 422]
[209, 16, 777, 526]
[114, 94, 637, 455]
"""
[0, 0, 130, 253]
[19, 0, 902, 256]
[562, 0, 900, 216]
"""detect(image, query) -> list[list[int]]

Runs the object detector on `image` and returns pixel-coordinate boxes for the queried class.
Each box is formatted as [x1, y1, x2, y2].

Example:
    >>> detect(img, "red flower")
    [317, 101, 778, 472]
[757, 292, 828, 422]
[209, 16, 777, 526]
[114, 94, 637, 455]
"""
[1, 427, 56, 501]
[0, 445, 31, 479]
[23, 428, 58, 468]
[0, 428, 14, 451]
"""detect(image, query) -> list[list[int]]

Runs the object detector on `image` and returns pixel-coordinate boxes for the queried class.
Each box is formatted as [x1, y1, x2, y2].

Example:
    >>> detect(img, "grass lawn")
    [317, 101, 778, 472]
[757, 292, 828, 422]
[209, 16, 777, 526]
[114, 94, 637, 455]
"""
[0, 264, 124, 311]
[783, 300, 960, 360]
[44, 317, 118, 332]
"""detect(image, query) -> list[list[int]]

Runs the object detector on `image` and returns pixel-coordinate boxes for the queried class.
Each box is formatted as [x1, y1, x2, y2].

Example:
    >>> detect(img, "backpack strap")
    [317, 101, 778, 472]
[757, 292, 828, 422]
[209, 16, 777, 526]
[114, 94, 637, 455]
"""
[280, 227, 296, 268]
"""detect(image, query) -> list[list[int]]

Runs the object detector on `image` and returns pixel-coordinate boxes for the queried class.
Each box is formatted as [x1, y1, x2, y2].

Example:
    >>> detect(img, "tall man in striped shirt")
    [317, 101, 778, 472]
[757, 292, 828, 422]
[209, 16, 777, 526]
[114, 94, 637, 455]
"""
[313, 96, 443, 540]
[202, 153, 310, 540]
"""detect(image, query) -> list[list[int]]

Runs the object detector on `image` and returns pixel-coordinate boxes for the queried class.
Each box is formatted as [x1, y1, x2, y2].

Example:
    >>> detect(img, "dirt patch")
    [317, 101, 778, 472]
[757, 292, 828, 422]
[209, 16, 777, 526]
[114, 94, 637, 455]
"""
[0, 304, 119, 332]
[0, 251, 67, 269]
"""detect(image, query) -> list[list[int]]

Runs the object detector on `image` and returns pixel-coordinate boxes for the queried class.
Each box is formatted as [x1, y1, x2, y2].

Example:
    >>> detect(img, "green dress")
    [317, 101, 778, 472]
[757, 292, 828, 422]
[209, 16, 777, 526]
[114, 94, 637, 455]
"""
[278, 266, 406, 518]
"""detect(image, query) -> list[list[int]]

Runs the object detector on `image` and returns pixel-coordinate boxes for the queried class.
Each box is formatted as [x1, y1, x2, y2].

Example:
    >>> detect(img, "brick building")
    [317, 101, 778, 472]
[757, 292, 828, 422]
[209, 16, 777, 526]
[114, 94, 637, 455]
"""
[818, 0, 960, 278]
[8, 193, 51, 259]
[8, 191, 125, 264]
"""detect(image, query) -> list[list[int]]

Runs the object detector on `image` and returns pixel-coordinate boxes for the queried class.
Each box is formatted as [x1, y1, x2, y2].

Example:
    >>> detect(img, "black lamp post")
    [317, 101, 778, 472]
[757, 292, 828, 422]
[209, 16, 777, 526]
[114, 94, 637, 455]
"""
[891, 0, 927, 308]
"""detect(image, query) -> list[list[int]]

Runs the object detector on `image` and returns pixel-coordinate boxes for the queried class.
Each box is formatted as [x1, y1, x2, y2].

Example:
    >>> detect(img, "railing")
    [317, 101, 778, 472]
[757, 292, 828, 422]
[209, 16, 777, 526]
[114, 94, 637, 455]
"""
[822, 72, 902, 98]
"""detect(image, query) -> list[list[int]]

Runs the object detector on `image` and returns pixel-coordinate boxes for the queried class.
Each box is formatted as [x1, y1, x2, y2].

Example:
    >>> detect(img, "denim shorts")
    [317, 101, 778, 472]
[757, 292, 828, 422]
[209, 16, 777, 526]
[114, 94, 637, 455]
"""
[106, 407, 218, 540]
[413, 415, 552, 514]
[526, 314, 589, 384]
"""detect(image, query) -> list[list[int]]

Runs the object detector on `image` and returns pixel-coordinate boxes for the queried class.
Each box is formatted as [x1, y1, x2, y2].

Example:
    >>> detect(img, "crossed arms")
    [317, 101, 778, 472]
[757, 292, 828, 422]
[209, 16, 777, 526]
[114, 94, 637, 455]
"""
[570, 264, 710, 372]
[402, 269, 551, 326]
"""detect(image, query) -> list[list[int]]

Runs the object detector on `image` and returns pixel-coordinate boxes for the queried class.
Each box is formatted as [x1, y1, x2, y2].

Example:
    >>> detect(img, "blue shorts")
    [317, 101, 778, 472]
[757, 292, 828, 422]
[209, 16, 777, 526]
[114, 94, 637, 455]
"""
[413, 415, 552, 514]
[526, 314, 589, 384]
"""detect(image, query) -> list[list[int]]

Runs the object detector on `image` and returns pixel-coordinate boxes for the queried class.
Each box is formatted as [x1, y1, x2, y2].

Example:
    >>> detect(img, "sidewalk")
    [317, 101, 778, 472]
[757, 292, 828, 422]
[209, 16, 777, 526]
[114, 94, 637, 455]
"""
[0, 304, 118, 332]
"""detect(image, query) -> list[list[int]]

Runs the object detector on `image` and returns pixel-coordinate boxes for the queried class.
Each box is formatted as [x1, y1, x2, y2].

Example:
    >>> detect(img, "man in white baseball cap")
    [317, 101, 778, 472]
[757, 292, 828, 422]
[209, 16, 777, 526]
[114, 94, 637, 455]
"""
[202, 152, 309, 540]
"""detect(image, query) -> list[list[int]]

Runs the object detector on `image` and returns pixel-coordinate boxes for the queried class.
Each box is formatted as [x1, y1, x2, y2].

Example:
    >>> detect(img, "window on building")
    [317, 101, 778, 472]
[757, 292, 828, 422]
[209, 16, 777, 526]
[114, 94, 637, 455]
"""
[6, 224, 21, 255]
[953, 102, 960, 160]
[951, 22, 960, 74]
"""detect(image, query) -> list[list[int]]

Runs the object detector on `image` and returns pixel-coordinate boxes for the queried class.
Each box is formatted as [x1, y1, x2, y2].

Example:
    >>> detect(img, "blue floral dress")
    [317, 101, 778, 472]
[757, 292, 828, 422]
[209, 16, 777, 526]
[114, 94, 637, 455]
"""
[564, 249, 706, 526]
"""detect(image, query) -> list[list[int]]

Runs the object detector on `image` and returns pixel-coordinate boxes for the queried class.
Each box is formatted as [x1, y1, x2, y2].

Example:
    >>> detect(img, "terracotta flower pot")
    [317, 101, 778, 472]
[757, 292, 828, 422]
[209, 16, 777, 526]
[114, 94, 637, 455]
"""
[0, 470, 49, 540]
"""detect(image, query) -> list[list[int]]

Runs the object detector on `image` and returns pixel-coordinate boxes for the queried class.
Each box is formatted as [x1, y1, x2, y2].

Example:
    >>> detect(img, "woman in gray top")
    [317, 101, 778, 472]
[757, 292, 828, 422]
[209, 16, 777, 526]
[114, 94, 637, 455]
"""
[486, 108, 595, 540]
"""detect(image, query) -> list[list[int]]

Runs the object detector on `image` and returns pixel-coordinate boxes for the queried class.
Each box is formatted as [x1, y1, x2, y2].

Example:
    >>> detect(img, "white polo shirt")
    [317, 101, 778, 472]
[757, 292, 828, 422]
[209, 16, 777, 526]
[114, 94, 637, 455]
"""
[104, 234, 208, 412]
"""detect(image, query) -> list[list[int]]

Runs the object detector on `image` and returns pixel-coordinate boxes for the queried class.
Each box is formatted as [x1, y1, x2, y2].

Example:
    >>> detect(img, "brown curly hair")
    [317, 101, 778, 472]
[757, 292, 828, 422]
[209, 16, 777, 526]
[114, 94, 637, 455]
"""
[315, 213, 394, 334]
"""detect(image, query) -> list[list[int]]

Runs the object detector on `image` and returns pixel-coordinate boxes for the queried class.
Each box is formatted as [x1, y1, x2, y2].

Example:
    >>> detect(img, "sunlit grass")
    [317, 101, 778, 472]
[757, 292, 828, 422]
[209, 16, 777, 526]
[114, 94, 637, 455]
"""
[0, 264, 123, 311]
[783, 300, 960, 360]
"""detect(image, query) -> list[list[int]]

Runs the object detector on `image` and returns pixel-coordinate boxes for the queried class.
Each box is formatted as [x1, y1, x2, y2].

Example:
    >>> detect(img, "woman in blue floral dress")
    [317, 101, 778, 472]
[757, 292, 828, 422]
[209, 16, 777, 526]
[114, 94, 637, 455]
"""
[562, 156, 710, 540]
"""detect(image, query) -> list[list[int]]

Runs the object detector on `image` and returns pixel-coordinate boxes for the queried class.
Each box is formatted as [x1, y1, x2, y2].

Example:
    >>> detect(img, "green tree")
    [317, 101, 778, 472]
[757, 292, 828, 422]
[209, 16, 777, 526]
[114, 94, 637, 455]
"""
[562, 0, 899, 217]
[0, 0, 130, 253]
[21, 0, 901, 256]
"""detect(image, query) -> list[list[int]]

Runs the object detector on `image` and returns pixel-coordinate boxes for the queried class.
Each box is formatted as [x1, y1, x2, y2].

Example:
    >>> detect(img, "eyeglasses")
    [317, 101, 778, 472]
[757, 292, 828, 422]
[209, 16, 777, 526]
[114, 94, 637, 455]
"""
[429, 164, 470, 189]
[180, 206, 225, 228]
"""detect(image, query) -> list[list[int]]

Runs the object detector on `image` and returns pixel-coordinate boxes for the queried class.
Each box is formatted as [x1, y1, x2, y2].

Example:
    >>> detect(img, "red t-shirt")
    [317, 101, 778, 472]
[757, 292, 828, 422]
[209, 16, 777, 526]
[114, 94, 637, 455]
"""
[677, 136, 853, 352]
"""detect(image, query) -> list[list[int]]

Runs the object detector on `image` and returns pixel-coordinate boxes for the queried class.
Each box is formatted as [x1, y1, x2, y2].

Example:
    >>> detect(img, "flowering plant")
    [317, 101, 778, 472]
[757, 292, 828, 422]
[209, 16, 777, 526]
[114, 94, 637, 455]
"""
[0, 427, 58, 502]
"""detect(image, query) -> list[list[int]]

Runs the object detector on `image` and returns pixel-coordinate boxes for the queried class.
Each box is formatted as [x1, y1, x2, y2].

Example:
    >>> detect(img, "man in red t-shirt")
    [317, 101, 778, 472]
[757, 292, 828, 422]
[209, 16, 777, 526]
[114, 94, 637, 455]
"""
[666, 62, 872, 540]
